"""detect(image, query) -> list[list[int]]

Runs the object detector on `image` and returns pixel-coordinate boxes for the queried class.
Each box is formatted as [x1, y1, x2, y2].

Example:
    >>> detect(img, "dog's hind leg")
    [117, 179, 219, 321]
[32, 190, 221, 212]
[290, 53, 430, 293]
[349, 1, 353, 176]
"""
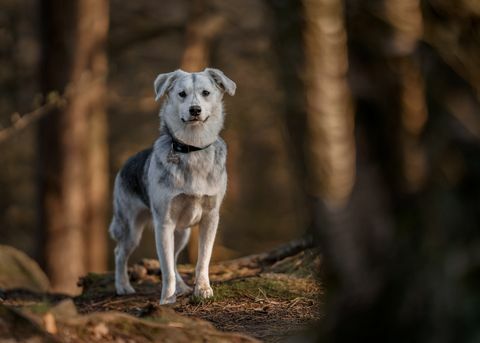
[174, 228, 192, 296]
[110, 212, 146, 295]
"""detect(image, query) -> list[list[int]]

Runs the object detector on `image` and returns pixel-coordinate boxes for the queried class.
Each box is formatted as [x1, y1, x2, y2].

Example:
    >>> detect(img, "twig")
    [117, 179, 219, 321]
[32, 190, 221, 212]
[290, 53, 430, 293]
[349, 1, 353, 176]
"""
[0, 74, 108, 146]
[0, 93, 66, 145]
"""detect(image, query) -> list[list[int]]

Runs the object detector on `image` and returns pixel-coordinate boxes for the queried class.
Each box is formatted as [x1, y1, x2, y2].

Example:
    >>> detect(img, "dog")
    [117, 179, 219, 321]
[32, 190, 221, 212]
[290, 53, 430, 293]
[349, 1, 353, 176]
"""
[109, 68, 236, 304]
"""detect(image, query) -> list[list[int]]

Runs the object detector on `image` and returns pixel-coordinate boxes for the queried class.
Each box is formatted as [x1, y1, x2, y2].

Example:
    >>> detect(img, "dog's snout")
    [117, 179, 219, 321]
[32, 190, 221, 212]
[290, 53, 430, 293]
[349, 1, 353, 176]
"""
[189, 105, 202, 117]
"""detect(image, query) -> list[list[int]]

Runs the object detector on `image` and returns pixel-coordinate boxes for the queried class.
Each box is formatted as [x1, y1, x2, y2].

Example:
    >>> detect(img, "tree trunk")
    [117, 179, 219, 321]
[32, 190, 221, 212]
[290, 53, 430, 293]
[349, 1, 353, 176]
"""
[180, 0, 224, 72]
[84, 0, 110, 274]
[267, 0, 312, 232]
[38, 0, 109, 293]
[303, 0, 356, 209]
[385, 0, 427, 193]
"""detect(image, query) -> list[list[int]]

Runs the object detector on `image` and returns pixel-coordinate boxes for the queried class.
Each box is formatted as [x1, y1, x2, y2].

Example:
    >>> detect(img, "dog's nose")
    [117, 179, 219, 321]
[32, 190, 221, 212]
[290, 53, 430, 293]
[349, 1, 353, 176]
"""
[189, 105, 202, 117]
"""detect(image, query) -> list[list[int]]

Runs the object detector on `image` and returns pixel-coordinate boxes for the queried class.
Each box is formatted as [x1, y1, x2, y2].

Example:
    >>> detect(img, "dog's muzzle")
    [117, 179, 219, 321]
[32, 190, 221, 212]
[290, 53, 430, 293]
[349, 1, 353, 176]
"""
[182, 106, 209, 123]
[182, 105, 210, 124]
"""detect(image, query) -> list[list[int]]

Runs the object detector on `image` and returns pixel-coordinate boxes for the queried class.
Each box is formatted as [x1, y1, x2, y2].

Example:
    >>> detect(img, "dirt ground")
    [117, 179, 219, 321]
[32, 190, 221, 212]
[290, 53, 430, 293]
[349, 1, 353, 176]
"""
[1, 241, 322, 342]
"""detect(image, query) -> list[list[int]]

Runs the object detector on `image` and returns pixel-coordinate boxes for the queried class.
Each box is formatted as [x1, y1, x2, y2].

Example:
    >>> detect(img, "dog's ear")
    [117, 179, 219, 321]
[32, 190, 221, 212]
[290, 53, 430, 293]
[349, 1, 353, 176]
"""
[205, 68, 236, 96]
[154, 69, 187, 101]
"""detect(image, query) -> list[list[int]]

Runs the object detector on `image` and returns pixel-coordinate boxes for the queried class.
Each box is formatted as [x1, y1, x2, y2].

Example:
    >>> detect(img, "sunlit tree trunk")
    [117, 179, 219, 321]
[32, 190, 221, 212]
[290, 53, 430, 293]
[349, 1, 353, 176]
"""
[303, 0, 356, 208]
[84, 0, 109, 274]
[385, 0, 427, 193]
[39, 0, 109, 293]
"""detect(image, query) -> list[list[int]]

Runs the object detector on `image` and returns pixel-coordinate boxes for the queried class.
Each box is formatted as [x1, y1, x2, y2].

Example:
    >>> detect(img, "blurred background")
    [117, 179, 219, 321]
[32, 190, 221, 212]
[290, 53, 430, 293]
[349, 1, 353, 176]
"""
[1, 0, 480, 339]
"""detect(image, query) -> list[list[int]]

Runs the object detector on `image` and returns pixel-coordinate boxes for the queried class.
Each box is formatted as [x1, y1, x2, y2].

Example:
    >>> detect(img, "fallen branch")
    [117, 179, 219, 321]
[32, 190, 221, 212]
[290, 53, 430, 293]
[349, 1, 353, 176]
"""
[261, 235, 315, 265]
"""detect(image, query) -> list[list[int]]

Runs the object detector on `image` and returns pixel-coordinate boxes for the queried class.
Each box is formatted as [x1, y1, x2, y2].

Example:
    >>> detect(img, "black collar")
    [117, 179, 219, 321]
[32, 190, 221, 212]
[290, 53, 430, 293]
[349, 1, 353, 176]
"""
[172, 139, 212, 153]
[164, 124, 212, 153]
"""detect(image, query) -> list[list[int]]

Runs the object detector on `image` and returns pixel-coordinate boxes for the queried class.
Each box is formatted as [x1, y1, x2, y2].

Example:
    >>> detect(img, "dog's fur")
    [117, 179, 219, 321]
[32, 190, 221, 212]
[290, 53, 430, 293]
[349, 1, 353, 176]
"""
[109, 68, 236, 304]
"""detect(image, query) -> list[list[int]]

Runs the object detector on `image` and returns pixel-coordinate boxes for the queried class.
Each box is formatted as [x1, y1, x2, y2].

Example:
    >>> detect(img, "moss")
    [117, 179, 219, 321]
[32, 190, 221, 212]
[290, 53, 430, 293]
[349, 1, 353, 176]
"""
[0, 245, 50, 292]
[188, 275, 311, 304]
[24, 301, 53, 314]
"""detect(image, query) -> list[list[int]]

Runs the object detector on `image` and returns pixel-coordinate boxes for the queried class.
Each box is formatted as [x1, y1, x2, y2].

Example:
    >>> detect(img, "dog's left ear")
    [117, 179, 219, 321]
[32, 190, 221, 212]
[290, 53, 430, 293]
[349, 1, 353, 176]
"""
[154, 69, 187, 101]
[205, 68, 236, 96]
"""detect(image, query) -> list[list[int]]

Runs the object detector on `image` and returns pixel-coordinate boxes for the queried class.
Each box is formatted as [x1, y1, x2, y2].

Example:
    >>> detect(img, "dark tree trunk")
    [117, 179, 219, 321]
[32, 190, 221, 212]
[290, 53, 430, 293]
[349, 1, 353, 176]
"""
[38, 0, 109, 293]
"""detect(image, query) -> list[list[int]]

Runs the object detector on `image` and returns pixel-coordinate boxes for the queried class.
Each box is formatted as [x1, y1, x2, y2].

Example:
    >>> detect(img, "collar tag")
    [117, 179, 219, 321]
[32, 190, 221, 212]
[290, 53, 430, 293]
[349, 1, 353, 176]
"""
[167, 145, 180, 164]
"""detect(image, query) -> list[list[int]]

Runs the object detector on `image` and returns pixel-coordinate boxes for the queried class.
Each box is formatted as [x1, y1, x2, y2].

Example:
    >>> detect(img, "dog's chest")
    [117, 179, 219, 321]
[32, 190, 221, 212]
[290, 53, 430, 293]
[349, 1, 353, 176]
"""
[155, 142, 226, 195]
[168, 194, 217, 228]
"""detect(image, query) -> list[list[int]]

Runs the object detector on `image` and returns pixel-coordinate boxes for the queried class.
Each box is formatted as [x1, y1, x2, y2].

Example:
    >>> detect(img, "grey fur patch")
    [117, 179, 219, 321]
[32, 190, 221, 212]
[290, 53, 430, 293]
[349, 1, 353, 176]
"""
[154, 154, 172, 188]
[119, 148, 152, 207]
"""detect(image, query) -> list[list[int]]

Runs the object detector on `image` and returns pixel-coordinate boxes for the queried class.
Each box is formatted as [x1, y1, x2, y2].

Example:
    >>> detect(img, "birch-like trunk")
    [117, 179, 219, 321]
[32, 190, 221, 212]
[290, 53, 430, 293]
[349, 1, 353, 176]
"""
[303, 0, 356, 208]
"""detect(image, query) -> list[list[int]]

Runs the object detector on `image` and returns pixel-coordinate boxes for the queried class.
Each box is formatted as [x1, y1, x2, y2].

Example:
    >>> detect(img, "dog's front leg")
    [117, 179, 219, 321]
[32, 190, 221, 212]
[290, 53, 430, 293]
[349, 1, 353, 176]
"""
[153, 211, 177, 305]
[194, 211, 219, 299]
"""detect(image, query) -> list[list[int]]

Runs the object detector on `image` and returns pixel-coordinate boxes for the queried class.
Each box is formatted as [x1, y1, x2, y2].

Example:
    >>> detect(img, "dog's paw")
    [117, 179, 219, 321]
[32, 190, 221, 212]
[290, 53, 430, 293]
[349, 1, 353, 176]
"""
[159, 294, 177, 305]
[115, 283, 136, 295]
[194, 285, 214, 299]
[176, 281, 193, 296]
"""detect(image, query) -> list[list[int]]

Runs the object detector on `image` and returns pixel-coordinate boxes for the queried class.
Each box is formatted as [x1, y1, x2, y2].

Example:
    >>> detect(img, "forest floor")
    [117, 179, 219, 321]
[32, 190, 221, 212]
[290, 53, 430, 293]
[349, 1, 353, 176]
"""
[1, 240, 322, 342]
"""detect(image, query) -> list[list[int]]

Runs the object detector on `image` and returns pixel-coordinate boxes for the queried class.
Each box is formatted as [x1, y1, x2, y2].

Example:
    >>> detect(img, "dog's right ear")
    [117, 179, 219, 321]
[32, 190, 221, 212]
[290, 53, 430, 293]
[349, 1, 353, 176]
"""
[154, 69, 187, 101]
[205, 68, 236, 96]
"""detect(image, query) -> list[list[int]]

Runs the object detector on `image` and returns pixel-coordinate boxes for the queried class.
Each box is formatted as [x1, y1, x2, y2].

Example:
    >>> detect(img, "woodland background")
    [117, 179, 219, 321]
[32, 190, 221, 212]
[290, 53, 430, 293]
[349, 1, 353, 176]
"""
[0, 0, 480, 340]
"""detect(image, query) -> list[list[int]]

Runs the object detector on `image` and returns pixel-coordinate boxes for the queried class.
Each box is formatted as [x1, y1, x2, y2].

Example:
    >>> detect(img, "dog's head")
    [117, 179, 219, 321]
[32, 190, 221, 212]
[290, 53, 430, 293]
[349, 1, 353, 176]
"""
[154, 68, 236, 147]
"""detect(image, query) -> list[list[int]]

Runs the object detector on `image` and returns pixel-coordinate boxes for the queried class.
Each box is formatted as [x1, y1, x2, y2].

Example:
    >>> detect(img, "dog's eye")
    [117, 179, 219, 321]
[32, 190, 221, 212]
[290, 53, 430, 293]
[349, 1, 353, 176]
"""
[178, 91, 187, 98]
[202, 90, 210, 97]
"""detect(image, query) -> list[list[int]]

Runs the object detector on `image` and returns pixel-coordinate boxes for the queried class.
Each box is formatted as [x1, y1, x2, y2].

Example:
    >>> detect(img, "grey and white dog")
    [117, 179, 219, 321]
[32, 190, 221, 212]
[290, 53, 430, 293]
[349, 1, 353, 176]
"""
[109, 68, 236, 304]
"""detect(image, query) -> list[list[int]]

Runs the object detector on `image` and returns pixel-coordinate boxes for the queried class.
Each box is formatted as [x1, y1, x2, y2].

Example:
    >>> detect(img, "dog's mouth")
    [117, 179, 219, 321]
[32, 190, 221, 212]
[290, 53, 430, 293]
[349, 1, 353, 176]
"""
[181, 116, 210, 124]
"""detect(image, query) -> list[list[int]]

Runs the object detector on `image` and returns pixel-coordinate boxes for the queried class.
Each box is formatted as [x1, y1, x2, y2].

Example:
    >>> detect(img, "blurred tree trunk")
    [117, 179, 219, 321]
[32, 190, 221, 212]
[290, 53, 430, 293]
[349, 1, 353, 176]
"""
[314, 0, 434, 340]
[38, 0, 109, 293]
[267, 0, 312, 232]
[179, 0, 225, 262]
[303, 0, 384, 333]
[385, 0, 427, 194]
[180, 0, 224, 72]
[303, 0, 356, 208]
[84, 0, 109, 274]
[302, 0, 364, 305]
[269, 0, 357, 280]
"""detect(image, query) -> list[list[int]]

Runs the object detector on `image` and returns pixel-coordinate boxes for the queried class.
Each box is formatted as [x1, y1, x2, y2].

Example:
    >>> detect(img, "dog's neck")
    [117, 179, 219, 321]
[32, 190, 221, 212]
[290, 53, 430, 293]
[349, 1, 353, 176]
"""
[161, 124, 213, 152]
